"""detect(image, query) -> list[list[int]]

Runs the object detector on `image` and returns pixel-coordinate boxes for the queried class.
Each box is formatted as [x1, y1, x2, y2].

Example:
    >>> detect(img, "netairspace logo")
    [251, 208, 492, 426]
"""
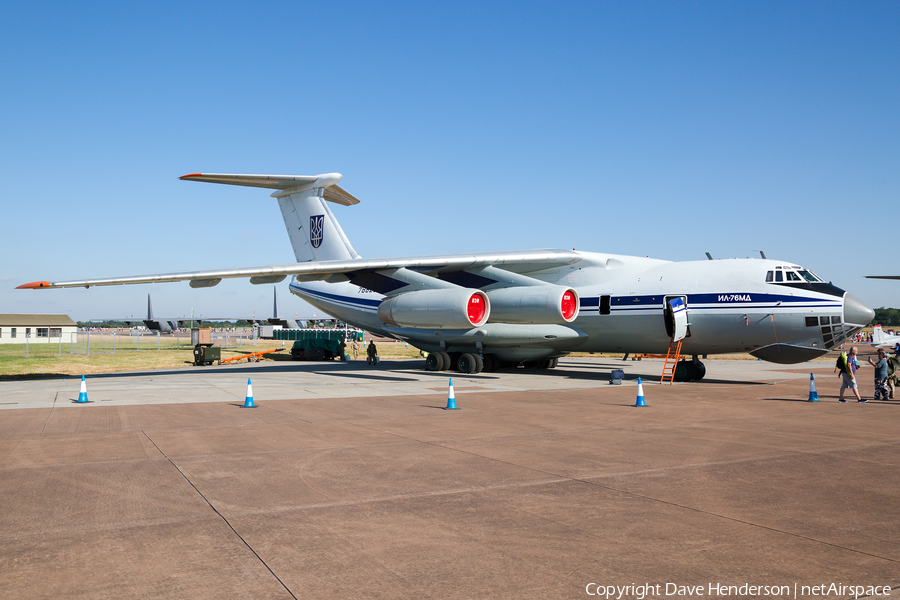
[584, 582, 893, 599]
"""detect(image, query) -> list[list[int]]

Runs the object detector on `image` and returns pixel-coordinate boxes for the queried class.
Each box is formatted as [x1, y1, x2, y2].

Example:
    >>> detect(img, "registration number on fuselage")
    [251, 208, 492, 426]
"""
[717, 294, 752, 302]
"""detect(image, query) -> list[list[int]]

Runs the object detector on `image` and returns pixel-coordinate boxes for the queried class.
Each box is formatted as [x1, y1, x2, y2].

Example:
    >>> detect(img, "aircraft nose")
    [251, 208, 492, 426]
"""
[843, 293, 875, 328]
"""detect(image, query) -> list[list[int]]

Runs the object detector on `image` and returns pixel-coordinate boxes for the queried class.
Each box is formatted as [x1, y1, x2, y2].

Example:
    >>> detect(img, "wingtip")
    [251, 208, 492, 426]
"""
[16, 281, 52, 289]
[179, 173, 202, 180]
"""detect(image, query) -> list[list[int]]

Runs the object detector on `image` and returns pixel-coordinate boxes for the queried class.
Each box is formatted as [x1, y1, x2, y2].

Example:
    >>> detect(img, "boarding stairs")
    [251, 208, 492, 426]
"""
[660, 339, 682, 384]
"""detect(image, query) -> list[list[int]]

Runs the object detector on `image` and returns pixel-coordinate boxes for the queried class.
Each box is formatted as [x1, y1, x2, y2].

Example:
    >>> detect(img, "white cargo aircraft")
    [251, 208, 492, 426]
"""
[18, 172, 875, 377]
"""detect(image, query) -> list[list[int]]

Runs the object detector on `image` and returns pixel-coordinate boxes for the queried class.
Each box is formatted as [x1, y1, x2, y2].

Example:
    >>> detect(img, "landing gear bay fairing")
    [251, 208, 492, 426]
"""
[18, 172, 875, 376]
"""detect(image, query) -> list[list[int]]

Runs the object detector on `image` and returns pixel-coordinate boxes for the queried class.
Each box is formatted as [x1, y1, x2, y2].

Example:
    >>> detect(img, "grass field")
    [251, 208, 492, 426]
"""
[0, 339, 424, 379]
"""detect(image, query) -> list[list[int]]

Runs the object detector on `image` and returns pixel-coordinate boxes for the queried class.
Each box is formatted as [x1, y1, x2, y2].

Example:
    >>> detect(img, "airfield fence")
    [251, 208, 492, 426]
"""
[13, 329, 258, 357]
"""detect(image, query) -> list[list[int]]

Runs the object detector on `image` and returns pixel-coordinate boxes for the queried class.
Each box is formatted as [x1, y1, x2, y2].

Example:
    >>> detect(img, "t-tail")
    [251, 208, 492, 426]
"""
[179, 173, 361, 263]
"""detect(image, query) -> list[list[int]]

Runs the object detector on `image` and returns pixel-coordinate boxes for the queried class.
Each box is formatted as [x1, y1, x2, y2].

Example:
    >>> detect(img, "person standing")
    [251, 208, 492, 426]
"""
[837, 346, 866, 403]
[888, 346, 900, 399]
[366, 340, 378, 365]
[868, 348, 889, 401]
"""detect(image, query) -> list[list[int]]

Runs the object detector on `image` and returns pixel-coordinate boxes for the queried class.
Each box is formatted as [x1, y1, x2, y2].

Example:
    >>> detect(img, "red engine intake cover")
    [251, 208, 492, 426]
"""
[467, 292, 488, 326]
[560, 290, 578, 321]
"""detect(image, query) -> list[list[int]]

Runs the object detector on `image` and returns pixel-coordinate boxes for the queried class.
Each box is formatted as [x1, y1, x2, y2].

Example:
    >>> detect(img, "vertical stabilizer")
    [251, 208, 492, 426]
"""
[179, 172, 361, 264]
[276, 187, 359, 262]
[147, 294, 153, 319]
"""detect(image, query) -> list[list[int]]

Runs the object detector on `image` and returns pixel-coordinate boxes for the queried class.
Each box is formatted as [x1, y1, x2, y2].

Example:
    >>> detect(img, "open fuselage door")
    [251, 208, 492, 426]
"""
[664, 295, 689, 342]
[660, 295, 689, 384]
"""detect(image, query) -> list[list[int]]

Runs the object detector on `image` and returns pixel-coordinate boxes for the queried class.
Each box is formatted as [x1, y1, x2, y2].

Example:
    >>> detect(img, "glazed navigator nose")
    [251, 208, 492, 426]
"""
[843, 293, 875, 328]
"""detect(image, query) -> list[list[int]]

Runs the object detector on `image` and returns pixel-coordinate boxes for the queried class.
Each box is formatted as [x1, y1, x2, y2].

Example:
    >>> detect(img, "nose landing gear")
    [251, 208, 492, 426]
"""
[673, 357, 706, 382]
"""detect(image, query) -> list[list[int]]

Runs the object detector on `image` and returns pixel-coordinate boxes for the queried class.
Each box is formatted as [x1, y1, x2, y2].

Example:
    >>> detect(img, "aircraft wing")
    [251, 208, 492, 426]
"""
[16, 249, 583, 289]
[866, 276, 900, 280]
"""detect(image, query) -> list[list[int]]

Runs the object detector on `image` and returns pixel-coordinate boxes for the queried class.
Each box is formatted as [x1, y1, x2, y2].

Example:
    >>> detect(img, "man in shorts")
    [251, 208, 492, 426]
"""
[837, 346, 866, 403]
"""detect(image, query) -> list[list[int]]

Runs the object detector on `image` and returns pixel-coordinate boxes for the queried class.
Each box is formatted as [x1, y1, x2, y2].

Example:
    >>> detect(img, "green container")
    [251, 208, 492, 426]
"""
[192, 343, 220, 366]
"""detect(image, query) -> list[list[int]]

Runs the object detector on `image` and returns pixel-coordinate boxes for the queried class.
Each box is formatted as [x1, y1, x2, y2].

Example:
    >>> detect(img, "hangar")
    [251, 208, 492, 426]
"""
[0, 314, 77, 344]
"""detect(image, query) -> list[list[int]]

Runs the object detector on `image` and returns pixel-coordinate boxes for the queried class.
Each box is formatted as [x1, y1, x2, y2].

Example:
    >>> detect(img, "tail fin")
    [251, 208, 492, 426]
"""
[180, 172, 361, 262]
[873, 325, 883, 343]
[147, 294, 153, 319]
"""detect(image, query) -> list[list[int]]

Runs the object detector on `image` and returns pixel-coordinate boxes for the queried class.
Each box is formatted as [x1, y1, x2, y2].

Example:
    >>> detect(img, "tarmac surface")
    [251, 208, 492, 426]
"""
[1, 357, 898, 599]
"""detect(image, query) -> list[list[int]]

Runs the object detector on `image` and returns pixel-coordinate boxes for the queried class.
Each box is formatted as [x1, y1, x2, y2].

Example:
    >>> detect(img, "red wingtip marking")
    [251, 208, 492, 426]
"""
[179, 173, 203, 179]
[16, 281, 52, 289]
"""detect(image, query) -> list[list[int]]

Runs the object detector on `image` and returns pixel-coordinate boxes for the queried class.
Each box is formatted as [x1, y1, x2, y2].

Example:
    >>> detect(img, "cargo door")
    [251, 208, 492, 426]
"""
[664, 296, 689, 342]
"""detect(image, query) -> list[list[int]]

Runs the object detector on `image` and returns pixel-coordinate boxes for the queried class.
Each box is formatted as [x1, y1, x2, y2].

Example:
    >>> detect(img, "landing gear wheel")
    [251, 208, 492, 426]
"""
[673, 360, 691, 382]
[426, 353, 445, 371]
[482, 354, 498, 372]
[693, 361, 706, 381]
[549, 357, 558, 368]
[473, 354, 483, 373]
[458, 353, 478, 374]
[438, 352, 451, 371]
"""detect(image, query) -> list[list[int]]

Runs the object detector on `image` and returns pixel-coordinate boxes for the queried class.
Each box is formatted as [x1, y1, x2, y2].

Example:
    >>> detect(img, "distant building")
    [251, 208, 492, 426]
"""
[0, 314, 78, 344]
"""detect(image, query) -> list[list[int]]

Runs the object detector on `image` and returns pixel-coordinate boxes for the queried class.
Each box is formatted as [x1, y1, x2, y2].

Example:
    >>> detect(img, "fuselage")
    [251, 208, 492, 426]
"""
[290, 252, 873, 365]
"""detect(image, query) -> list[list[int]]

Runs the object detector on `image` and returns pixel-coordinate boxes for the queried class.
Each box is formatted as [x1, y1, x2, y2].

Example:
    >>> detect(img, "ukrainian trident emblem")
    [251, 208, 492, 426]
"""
[310, 215, 324, 248]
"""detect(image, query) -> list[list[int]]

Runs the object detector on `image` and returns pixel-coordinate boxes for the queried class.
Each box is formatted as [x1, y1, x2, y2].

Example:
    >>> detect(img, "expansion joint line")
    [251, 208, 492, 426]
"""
[142, 431, 298, 600]
[40, 392, 59, 436]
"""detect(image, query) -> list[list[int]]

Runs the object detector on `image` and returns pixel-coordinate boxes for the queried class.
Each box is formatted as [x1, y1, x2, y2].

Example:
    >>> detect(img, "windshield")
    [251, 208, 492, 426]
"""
[797, 270, 821, 283]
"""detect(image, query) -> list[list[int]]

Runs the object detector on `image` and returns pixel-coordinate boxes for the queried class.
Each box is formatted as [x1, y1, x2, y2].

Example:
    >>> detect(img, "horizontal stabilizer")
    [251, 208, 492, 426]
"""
[180, 173, 360, 206]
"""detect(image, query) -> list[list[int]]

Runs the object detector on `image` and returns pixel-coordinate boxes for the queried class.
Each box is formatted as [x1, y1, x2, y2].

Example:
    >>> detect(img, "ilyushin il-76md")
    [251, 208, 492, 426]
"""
[18, 172, 875, 379]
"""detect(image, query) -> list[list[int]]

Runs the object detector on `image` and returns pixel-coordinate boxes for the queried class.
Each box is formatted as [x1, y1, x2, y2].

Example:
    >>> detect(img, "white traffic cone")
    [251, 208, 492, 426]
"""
[445, 378, 458, 410]
[76, 374, 89, 403]
[807, 373, 819, 402]
[634, 377, 647, 407]
[243, 378, 256, 408]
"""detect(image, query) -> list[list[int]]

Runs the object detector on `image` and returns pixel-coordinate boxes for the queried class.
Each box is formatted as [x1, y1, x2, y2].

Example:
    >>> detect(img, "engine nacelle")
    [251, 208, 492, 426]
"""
[486, 286, 579, 324]
[377, 289, 490, 329]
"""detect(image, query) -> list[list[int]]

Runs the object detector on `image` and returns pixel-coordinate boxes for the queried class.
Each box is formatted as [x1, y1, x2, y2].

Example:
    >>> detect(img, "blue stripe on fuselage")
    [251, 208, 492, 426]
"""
[579, 292, 840, 313]
[290, 283, 381, 310]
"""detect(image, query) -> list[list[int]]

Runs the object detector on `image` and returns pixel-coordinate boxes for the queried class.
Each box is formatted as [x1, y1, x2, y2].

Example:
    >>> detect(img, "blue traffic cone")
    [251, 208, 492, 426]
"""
[445, 378, 458, 410]
[634, 377, 647, 407]
[76, 374, 89, 403]
[243, 378, 256, 408]
[807, 373, 819, 402]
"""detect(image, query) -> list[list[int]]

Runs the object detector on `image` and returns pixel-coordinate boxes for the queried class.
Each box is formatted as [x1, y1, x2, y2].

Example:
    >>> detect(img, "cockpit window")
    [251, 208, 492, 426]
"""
[775, 271, 783, 282]
[766, 271, 774, 282]
[786, 271, 802, 281]
[797, 270, 820, 282]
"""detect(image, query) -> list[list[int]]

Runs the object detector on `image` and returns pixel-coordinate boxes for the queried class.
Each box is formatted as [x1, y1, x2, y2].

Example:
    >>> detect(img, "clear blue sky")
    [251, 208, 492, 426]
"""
[1, 1, 897, 321]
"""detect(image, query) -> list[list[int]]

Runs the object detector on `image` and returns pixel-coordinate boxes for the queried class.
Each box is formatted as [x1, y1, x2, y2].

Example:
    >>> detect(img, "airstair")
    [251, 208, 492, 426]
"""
[660, 339, 682, 384]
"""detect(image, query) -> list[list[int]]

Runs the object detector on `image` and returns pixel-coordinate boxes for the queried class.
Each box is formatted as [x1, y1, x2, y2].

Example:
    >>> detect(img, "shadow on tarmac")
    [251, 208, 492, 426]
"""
[6, 358, 772, 387]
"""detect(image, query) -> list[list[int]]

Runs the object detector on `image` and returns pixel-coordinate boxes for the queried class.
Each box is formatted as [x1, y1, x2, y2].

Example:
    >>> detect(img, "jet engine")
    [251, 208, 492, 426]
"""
[377, 289, 490, 329]
[486, 286, 579, 324]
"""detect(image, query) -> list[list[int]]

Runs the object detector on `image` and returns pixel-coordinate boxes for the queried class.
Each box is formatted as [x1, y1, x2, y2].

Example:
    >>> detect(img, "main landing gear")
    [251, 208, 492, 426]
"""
[426, 351, 497, 374]
[425, 352, 559, 374]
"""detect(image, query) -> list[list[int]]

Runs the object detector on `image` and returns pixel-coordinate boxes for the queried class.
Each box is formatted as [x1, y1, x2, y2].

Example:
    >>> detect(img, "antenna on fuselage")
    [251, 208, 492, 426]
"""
[705, 252, 714, 260]
[754, 250, 767, 259]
